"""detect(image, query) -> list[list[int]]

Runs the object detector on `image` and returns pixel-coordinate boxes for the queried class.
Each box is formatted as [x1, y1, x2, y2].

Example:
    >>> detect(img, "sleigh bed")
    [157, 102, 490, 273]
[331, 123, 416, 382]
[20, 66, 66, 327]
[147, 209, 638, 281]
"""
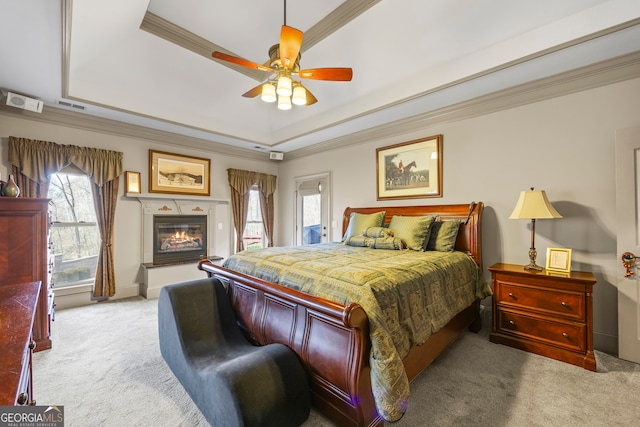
[198, 202, 489, 427]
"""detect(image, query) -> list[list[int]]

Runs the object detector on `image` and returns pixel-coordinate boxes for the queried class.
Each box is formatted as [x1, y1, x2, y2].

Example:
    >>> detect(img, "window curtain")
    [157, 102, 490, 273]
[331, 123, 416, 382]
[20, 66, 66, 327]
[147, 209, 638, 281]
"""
[227, 168, 277, 252]
[8, 136, 123, 300]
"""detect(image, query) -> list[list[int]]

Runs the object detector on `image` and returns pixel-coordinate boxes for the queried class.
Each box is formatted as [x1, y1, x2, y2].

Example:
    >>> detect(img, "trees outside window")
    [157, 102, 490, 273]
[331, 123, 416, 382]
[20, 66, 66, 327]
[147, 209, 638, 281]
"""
[48, 173, 100, 287]
[242, 188, 265, 250]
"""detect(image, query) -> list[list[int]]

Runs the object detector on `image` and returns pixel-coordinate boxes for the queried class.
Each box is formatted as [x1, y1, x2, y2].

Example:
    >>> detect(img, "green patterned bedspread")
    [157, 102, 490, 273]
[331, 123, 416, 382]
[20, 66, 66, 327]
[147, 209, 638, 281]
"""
[223, 242, 492, 422]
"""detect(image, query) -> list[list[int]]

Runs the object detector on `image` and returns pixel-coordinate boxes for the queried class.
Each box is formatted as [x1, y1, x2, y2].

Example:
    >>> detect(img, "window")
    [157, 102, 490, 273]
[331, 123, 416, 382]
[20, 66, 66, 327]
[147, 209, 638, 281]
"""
[48, 173, 100, 287]
[242, 187, 265, 250]
[302, 192, 321, 244]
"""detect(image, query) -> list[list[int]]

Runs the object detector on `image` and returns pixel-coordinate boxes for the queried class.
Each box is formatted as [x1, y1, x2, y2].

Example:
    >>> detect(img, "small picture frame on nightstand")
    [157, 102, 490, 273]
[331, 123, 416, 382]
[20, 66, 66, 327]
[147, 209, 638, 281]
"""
[546, 247, 572, 272]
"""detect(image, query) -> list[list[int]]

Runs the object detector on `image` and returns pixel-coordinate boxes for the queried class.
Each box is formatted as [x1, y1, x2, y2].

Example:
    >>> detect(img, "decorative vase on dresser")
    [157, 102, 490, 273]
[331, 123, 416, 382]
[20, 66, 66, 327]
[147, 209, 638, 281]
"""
[0, 197, 54, 351]
[488, 263, 596, 371]
[1, 174, 20, 197]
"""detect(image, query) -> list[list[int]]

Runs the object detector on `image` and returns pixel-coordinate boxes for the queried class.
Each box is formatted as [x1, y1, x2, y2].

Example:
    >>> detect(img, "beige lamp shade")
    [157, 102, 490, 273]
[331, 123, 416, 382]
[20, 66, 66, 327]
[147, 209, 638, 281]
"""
[509, 189, 562, 220]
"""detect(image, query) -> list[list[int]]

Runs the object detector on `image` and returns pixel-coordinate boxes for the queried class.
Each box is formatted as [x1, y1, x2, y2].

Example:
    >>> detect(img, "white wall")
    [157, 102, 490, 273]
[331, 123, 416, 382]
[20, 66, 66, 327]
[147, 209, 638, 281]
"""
[0, 116, 277, 307]
[277, 77, 640, 355]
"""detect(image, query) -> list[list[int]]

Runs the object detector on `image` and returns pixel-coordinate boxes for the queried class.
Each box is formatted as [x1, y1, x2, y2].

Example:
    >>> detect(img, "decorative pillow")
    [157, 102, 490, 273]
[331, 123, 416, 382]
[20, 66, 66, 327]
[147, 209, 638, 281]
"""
[388, 215, 436, 251]
[363, 226, 394, 238]
[342, 211, 386, 241]
[343, 235, 404, 250]
[426, 219, 461, 252]
[369, 237, 405, 250]
[343, 236, 373, 247]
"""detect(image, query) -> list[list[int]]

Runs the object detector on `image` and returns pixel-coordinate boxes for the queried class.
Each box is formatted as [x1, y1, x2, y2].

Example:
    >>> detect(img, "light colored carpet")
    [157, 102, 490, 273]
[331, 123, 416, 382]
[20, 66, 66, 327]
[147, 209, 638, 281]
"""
[33, 296, 640, 426]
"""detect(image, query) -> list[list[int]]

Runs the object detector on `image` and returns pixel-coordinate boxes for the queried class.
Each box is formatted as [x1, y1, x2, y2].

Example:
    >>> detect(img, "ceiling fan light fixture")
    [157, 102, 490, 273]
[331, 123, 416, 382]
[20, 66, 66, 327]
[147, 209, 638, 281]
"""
[277, 94, 292, 110]
[261, 83, 277, 102]
[212, 1, 352, 110]
[276, 75, 292, 97]
[292, 84, 306, 105]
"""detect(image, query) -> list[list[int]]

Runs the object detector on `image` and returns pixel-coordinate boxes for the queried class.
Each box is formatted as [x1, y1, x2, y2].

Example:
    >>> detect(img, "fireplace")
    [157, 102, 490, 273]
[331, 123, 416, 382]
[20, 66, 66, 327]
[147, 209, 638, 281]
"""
[153, 215, 206, 265]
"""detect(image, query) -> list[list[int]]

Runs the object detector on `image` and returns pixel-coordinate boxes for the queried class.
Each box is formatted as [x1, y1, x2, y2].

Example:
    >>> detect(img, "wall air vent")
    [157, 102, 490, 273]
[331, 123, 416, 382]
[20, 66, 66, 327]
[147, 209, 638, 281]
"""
[57, 100, 86, 110]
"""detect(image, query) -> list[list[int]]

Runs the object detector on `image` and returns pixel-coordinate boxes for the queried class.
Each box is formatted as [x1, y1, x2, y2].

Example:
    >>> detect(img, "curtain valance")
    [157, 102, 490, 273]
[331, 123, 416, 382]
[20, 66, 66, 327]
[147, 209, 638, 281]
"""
[8, 136, 123, 186]
[227, 168, 277, 196]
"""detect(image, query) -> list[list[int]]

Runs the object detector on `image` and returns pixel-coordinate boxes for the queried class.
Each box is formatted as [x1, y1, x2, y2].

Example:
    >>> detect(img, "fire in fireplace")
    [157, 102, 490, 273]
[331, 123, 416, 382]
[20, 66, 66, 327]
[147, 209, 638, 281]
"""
[153, 215, 207, 265]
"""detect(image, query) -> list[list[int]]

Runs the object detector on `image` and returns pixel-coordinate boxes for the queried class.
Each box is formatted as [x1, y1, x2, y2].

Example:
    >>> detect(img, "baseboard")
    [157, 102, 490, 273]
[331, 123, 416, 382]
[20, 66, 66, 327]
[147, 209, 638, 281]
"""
[54, 283, 140, 310]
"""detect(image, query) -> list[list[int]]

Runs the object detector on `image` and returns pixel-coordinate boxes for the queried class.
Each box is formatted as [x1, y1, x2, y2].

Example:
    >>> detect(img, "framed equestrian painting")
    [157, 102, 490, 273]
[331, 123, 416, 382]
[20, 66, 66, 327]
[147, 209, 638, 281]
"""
[149, 150, 211, 196]
[376, 135, 443, 200]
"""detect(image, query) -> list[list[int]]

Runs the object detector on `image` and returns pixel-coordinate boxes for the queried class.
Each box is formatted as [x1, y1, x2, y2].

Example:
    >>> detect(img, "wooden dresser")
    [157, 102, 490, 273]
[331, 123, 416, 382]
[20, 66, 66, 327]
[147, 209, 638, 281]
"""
[488, 263, 597, 371]
[0, 198, 54, 351]
[0, 281, 41, 405]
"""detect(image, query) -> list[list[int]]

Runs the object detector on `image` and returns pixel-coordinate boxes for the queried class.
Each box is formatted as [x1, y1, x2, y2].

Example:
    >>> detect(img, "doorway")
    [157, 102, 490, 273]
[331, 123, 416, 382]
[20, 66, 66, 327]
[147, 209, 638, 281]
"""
[295, 173, 330, 245]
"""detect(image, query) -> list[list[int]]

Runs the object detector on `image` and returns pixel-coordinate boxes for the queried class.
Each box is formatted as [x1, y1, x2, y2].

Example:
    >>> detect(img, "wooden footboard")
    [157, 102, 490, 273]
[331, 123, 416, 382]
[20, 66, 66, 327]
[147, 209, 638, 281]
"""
[198, 261, 380, 426]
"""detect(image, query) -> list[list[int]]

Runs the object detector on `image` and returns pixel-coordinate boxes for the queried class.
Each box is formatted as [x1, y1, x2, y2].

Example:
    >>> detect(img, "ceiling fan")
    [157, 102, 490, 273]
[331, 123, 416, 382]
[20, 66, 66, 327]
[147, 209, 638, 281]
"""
[211, 1, 353, 110]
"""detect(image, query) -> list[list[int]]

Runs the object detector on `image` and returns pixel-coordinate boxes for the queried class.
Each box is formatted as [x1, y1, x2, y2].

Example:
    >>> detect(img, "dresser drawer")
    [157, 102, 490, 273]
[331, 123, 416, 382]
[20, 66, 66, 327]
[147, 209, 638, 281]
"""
[496, 309, 586, 352]
[496, 281, 585, 321]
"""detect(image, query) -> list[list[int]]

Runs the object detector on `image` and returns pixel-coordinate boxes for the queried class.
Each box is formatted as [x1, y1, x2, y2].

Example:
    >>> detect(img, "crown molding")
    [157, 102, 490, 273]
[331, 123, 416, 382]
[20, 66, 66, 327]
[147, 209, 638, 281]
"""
[302, 0, 381, 51]
[139, 0, 380, 81]
[285, 50, 640, 160]
[140, 12, 267, 82]
[0, 103, 268, 161]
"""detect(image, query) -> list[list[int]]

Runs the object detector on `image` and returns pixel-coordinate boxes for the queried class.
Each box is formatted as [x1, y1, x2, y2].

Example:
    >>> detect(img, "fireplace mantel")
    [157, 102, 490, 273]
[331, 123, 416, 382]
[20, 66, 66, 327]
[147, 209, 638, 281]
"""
[127, 193, 230, 204]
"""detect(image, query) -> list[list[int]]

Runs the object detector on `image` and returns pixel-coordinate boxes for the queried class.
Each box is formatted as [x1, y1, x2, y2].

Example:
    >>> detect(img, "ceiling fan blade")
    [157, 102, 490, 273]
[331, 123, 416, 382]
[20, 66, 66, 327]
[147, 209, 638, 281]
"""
[242, 84, 264, 98]
[279, 25, 303, 69]
[212, 51, 274, 72]
[298, 68, 353, 81]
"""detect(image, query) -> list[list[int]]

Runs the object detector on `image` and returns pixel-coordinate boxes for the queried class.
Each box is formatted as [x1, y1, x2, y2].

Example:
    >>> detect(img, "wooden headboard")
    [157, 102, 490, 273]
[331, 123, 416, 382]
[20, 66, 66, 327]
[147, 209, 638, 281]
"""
[342, 202, 483, 268]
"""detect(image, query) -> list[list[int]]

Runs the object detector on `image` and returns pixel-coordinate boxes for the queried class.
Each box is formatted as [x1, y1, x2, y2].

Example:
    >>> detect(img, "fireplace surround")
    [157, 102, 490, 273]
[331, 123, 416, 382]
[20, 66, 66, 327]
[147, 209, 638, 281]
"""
[134, 195, 231, 298]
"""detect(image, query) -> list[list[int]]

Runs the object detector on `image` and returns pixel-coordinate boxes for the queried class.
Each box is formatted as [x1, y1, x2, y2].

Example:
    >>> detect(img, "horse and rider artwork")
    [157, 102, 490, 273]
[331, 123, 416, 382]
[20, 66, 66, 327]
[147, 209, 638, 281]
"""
[385, 158, 424, 188]
[376, 135, 443, 200]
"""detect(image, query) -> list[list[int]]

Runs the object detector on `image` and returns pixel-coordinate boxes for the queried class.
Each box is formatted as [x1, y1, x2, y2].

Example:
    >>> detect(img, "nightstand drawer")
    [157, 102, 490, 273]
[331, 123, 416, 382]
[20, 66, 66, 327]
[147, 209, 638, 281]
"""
[497, 309, 586, 352]
[496, 281, 585, 321]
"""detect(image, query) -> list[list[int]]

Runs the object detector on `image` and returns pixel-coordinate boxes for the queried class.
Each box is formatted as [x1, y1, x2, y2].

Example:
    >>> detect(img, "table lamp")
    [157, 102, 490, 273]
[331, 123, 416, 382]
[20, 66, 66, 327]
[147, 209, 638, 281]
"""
[510, 187, 562, 271]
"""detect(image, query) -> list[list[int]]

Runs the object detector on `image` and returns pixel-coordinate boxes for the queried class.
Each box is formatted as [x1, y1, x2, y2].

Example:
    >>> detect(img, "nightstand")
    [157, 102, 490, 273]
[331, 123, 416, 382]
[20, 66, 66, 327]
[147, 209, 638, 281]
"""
[488, 263, 596, 371]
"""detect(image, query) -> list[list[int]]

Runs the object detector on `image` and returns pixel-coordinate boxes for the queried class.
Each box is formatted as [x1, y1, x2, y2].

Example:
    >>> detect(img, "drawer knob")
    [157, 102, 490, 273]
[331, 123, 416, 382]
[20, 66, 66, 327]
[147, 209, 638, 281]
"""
[562, 332, 569, 338]
[508, 292, 515, 298]
[508, 320, 516, 326]
[29, 339, 36, 350]
[561, 301, 569, 308]
[17, 393, 29, 405]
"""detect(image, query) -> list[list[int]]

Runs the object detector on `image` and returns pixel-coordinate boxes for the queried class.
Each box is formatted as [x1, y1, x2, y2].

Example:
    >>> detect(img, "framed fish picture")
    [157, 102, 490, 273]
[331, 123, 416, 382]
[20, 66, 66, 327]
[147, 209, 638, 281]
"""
[149, 150, 210, 196]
